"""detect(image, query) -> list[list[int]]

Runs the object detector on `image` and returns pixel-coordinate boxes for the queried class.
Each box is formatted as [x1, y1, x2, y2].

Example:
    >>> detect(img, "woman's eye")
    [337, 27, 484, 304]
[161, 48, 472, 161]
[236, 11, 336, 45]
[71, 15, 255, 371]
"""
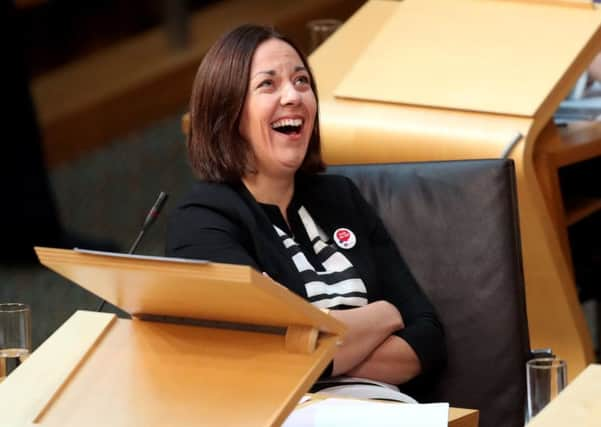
[257, 79, 273, 89]
[295, 75, 310, 86]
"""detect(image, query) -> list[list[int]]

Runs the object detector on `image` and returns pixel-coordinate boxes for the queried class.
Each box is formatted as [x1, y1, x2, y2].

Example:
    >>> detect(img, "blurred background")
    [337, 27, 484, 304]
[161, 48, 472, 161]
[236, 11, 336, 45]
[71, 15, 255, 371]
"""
[1, 0, 365, 348]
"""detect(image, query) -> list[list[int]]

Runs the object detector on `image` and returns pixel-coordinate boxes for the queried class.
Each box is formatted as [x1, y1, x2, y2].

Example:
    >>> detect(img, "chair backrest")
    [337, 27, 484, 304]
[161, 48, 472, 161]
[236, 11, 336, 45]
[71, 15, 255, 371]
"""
[329, 159, 530, 427]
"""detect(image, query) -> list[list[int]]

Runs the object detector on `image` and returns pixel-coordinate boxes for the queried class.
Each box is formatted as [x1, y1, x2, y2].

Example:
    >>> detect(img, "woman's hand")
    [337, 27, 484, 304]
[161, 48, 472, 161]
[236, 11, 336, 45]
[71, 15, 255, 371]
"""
[329, 300, 404, 376]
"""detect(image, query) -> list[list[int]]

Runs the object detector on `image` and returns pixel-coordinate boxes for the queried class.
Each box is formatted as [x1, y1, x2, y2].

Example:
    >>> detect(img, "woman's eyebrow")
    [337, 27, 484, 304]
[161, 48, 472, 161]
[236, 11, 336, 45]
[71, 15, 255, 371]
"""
[251, 70, 275, 80]
[251, 65, 307, 80]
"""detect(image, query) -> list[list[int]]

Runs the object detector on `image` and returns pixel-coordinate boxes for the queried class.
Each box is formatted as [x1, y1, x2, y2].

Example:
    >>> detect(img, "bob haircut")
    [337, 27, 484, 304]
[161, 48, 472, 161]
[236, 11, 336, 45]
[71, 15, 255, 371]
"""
[187, 24, 325, 182]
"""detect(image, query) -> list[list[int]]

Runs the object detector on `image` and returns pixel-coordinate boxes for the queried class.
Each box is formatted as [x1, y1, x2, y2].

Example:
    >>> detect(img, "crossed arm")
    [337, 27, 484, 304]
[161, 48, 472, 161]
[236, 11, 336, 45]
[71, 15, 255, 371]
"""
[329, 300, 422, 384]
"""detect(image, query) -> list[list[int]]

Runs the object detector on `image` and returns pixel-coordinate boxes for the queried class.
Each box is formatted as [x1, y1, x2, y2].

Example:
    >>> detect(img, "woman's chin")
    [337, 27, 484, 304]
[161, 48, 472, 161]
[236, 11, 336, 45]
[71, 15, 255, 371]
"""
[282, 159, 306, 171]
[269, 159, 305, 178]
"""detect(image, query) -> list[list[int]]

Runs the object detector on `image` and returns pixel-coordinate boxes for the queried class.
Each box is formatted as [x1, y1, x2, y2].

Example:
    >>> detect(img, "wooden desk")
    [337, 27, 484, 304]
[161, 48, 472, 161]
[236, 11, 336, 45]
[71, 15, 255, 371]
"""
[309, 0, 601, 380]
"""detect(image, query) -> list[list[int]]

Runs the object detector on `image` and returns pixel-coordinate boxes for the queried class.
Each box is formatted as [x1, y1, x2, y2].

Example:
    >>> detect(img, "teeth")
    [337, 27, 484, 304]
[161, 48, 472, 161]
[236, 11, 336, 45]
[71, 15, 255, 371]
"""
[271, 118, 303, 129]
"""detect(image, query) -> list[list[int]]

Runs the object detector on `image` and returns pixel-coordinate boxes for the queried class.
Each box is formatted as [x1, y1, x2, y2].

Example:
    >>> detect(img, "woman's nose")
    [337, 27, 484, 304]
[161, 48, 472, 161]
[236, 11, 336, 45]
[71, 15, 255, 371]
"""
[281, 82, 301, 106]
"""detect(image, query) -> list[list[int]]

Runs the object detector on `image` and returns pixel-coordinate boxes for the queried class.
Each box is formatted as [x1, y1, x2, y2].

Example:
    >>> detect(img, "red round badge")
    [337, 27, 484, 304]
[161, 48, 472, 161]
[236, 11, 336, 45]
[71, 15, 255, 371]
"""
[333, 228, 356, 249]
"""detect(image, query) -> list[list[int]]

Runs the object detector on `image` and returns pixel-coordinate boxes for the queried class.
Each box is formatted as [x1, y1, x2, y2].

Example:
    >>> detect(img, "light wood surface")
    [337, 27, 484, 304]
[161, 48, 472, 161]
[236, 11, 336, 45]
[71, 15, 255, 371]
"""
[334, 0, 600, 117]
[35, 247, 346, 337]
[0, 311, 340, 427]
[527, 364, 601, 427]
[286, 325, 320, 354]
[0, 311, 116, 426]
[447, 407, 479, 427]
[310, 0, 601, 380]
[509, 0, 594, 8]
[2, 248, 350, 426]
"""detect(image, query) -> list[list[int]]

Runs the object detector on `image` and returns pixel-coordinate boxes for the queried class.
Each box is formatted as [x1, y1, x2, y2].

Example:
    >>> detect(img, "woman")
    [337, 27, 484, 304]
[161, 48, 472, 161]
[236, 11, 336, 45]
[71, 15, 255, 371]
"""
[167, 24, 445, 400]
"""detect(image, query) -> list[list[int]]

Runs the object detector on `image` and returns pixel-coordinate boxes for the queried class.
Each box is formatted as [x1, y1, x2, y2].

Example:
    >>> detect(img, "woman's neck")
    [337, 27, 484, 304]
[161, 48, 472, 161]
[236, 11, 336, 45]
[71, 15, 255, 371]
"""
[242, 173, 295, 221]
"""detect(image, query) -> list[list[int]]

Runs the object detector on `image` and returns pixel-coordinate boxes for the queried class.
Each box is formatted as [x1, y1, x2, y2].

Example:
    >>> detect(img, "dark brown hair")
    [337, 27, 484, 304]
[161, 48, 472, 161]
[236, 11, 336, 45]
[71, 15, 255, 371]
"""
[187, 24, 325, 182]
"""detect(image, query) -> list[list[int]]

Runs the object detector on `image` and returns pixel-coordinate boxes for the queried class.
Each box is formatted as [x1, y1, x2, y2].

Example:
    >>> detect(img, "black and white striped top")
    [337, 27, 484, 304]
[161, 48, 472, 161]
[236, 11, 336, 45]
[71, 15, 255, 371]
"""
[270, 205, 367, 310]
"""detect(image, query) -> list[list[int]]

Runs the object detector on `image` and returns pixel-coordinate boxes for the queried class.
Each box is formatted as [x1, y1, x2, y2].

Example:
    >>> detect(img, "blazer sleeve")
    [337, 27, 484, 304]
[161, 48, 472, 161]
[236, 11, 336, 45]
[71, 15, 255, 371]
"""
[347, 178, 447, 375]
[166, 203, 260, 270]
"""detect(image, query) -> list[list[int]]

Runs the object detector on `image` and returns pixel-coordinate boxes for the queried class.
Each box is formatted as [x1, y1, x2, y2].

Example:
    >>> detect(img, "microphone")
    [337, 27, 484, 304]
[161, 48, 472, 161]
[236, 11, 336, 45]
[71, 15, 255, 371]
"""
[96, 191, 169, 312]
[129, 191, 169, 255]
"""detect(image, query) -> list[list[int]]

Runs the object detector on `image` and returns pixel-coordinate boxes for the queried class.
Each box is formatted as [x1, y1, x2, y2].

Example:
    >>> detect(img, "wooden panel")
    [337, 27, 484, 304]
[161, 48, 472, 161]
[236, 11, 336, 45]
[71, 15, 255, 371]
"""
[35, 248, 346, 337]
[528, 364, 601, 427]
[0, 313, 340, 427]
[334, 0, 601, 117]
[39, 319, 339, 427]
[448, 407, 479, 427]
[0, 311, 115, 426]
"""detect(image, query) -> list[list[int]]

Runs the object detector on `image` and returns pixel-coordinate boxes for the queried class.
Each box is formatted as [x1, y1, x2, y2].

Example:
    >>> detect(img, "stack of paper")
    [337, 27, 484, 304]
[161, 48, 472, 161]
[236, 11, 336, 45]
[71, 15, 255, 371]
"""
[283, 398, 449, 427]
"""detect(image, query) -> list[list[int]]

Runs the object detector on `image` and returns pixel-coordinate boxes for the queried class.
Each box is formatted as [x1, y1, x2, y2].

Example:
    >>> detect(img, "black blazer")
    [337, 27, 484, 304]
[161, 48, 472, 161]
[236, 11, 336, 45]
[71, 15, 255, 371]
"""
[166, 173, 446, 376]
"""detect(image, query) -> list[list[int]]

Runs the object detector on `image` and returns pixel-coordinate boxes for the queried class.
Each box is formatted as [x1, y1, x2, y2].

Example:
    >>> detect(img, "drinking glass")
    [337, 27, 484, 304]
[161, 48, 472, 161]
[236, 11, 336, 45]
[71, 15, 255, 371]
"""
[0, 303, 31, 382]
[306, 19, 342, 52]
[526, 357, 567, 423]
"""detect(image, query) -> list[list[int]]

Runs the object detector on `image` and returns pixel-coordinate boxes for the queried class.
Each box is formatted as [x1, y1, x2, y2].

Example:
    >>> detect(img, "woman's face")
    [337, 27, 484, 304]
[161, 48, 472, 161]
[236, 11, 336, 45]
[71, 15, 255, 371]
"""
[239, 38, 317, 180]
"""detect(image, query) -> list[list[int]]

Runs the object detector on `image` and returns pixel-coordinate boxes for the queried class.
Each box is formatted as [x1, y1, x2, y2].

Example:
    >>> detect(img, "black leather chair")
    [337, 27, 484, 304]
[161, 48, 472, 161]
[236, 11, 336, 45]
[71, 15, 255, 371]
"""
[329, 159, 530, 427]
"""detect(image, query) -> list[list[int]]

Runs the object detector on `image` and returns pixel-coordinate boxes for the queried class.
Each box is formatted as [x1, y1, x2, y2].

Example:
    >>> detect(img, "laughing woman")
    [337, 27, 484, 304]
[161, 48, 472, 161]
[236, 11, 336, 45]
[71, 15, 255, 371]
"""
[167, 25, 445, 400]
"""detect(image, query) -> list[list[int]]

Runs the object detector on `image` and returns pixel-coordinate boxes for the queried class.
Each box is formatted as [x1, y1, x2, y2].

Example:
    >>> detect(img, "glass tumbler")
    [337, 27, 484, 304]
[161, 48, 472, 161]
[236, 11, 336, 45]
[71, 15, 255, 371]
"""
[0, 303, 31, 382]
[526, 357, 567, 423]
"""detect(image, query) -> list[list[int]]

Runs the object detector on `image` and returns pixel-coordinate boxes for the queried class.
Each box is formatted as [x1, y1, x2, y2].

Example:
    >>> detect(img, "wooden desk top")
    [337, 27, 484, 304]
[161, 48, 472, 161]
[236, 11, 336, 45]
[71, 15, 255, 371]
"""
[333, 0, 600, 117]
[0, 311, 340, 427]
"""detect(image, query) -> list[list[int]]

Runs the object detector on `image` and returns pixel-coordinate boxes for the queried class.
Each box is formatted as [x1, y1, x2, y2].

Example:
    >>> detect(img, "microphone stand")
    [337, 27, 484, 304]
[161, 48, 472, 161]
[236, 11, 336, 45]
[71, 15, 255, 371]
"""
[96, 192, 168, 312]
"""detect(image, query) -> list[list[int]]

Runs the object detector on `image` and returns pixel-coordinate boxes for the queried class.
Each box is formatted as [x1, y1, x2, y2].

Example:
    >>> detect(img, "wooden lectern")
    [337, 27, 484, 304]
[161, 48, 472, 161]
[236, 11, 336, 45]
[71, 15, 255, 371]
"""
[0, 247, 345, 427]
[0, 248, 478, 426]
[309, 0, 601, 380]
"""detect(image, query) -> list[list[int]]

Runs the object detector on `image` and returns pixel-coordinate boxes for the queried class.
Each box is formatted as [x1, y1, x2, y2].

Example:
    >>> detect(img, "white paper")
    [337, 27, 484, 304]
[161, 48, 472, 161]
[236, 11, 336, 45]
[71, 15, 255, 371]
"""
[282, 398, 449, 427]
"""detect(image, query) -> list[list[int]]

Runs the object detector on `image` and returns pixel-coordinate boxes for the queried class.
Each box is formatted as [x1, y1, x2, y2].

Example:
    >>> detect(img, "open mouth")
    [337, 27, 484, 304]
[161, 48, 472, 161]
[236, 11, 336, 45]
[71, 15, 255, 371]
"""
[271, 118, 303, 135]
